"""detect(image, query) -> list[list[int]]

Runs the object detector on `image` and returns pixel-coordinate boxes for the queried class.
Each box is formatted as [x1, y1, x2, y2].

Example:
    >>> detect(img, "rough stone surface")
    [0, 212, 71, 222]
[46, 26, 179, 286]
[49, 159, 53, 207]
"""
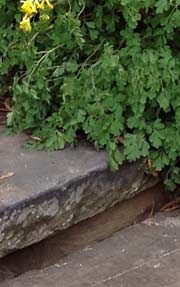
[1, 212, 180, 287]
[0, 131, 157, 258]
[0, 183, 166, 281]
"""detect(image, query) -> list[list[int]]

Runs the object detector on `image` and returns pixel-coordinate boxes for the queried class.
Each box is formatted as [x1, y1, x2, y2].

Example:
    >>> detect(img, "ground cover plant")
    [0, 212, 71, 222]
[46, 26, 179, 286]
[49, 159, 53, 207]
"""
[0, 0, 180, 190]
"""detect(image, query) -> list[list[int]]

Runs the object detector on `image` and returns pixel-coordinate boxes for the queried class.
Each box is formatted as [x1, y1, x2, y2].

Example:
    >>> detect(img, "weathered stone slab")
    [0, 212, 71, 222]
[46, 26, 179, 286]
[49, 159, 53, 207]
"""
[0, 130, 158, 258]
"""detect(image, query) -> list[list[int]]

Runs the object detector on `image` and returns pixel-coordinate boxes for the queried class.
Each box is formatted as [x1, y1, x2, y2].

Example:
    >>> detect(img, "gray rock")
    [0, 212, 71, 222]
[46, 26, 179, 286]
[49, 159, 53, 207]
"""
[0, 131, 158, 258]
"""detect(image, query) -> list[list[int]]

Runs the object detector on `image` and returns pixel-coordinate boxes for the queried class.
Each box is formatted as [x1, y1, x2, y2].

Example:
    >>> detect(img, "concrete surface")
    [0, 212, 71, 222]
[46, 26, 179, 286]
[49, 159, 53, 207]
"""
[1, 212, 180, 287]
[0, 130, 157, 257]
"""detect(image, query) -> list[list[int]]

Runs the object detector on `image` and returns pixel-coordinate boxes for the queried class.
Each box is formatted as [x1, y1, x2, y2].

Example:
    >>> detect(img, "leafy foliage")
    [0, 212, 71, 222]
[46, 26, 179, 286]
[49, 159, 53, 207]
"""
[1, 0, 180, 190]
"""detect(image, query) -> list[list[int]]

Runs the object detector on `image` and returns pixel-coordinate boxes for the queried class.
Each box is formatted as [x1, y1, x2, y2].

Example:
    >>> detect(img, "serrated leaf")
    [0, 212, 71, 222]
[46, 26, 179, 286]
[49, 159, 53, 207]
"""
[124, 133, 149, 161]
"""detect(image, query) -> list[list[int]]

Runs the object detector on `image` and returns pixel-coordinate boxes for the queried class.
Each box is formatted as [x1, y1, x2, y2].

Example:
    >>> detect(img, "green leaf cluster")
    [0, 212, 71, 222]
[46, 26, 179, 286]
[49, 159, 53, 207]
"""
[0, 0, 180, 191]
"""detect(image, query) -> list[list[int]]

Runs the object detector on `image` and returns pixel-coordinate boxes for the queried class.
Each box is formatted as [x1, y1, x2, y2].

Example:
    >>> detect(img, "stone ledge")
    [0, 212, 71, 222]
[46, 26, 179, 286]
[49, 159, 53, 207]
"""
[0, 131, 158, 258]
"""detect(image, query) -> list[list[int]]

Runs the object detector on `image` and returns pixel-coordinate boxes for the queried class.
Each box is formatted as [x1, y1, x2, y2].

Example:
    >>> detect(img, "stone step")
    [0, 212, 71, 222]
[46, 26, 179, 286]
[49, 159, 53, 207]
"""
[0, 183, 166, 281]
[1, 212, 180, 287]
[0, 130, 159, 258]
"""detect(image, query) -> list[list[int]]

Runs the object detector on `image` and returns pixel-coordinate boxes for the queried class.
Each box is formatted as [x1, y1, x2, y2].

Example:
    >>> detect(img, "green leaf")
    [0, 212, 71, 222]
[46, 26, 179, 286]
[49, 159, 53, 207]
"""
[124, 133, 150, 161]
[157, 91, 170, 110]
[150, 130, 164, 148]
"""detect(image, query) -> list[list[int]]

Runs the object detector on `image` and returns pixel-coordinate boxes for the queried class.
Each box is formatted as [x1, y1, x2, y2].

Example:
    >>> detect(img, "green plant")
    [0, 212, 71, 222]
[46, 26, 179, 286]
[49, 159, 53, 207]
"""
[1, 0, 180, 190]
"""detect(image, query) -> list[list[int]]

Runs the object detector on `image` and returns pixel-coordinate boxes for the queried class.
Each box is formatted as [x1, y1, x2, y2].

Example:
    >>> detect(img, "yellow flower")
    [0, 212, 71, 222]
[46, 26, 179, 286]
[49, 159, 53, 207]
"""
[19, 0, 53, 32]
[21, 0, 37, 16]
[35, 0, 53, 10]
[35, 0, 45, 9]
[19, 16, 32, 32]
[44, 0, 53, 9]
